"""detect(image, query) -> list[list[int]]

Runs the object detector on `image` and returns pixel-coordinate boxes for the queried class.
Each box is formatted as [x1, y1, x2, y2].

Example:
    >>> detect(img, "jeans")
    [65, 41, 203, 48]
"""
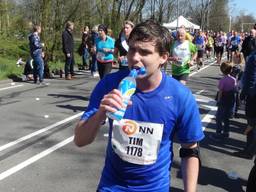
[82, 48, 90, 68]
[65, 54, 75, 77]
[91, 54, 98, 74]
[32, 55, 44, 83]
[216, 106, 231, 134]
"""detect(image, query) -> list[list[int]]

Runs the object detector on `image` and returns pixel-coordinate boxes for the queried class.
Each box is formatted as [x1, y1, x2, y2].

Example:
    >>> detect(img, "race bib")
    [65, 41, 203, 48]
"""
[196, 44, 204, 50]
[217, 42, 223, 47]
[96, 52, 105, 61]
[120, 56, 128, 66]
[231, 40, 238, 46]
[174, 55, 190, 67]
[173, 41, 191, 67]
[111, 119, 164, 165]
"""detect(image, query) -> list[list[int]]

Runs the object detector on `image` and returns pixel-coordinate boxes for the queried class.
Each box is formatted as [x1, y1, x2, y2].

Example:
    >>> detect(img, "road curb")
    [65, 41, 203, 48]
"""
[0, 79, 13, 85]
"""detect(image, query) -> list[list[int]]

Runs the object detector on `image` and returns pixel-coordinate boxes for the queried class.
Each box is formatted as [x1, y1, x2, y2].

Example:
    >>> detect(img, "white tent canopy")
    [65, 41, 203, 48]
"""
[163, 16, 200, 30]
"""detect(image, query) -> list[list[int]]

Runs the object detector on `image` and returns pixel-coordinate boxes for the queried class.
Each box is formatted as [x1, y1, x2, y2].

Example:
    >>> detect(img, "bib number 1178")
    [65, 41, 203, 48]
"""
[126, 146, 143, 157]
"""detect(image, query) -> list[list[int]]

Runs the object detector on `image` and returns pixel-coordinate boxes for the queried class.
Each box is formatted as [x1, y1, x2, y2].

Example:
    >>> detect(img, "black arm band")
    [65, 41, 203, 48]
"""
[179, 146, 201, 166]
[179, 147, 199, 158]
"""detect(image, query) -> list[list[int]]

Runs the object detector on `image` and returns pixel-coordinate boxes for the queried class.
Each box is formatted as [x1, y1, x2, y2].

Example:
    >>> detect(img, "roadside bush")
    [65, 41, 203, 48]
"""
[0, 57, 23, 80]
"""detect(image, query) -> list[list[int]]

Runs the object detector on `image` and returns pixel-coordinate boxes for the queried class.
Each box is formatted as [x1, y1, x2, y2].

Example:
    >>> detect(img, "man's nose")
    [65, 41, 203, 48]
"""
[131, 51, 141, 62]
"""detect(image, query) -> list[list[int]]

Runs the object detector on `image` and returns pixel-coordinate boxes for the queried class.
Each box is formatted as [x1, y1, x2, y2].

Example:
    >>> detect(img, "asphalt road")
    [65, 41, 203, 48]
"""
[0, 60, 254, 192]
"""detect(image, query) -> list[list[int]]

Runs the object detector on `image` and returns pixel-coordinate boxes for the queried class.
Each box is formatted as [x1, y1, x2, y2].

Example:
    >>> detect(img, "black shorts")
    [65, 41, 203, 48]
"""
[197, 50, 204, 58]
[172, 73, 189, 81]
[206, 46, 213, 52]
[215, 46, 224, 55]
[230, 46, 239, 52]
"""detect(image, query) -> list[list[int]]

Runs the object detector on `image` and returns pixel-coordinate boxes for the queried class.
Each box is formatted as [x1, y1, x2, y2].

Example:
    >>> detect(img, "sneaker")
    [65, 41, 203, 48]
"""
[92, 72, 99, 77]
[65, 74, 72, 80]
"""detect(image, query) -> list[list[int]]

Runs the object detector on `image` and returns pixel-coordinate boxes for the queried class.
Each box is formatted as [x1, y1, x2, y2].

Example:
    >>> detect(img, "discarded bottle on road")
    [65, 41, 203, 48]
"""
[107, 67, 146, 121]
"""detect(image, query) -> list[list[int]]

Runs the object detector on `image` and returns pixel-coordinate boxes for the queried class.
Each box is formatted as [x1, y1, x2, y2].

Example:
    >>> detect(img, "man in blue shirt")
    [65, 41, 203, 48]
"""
[74, 20, 204, 192]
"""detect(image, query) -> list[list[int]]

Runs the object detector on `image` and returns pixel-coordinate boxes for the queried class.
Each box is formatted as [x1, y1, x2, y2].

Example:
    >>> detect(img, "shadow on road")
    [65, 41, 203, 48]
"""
[199, 165, 247, 192]
[171, 159, 247, 192]
[56, 104, 86, 112]
[48, 93, 89, 101]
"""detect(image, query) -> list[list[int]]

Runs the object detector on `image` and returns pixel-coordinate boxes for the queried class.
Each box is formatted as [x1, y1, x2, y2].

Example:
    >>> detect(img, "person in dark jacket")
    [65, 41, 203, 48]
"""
[62, 21, 75, 80]
[234, 51, 256, 159]
[90, 26, 99, 77]
[81, 26, 92, 70]
[28, 25, 44, 84]
[241, 29, 256, 61]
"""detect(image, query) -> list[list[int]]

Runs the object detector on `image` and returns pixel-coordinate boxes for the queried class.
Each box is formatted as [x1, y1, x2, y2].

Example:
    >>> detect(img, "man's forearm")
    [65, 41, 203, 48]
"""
[74, 110, 106, 147]
[181, 156, 199, 192]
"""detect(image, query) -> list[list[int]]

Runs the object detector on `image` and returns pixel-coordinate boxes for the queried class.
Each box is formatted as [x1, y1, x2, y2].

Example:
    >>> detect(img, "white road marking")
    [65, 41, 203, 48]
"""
[195, 96, 217, 131]
[0, 112, 83, 152]
[0, 84, 24, 91]
[0, 136, 74, 181]
[190, 61, 215, 77]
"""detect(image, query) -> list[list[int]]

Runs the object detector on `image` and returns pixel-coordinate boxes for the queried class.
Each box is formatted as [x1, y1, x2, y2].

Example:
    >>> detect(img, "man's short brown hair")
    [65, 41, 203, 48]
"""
[128, 19, 172, 56]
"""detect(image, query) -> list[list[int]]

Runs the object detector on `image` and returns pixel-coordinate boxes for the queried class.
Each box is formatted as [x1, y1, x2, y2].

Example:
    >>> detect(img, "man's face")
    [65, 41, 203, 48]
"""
[250, 29, 256, 38]
[69, 24, 74, 31]
[177, 31, 186, 41]
[127, 40, 168, 78]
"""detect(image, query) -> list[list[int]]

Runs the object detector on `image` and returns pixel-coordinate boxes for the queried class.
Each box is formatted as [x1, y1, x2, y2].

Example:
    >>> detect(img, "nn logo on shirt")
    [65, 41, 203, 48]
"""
[122, 120, 138, 136]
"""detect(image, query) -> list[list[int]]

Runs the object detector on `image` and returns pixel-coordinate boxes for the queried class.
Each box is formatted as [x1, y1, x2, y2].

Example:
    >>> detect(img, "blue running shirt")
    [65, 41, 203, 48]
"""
[81, 70, 204, 192]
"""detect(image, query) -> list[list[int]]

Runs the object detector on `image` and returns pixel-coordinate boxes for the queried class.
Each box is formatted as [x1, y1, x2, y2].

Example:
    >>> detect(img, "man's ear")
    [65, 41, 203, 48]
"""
[160, 53, 169, 66]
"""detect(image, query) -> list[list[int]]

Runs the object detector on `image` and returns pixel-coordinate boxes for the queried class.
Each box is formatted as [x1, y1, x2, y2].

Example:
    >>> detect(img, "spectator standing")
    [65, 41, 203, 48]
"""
[234, 50, 256, 159]
[114, 20, 134, 70]
[74, 20, 204, 192]
[90, 25, 99, 77]
[28, 25, 45, 84]
[231, 50, 245, 117]
[241, 29, 256, 61]
[95, 24, 115, 79]
[81, 26, 91, 70]
[213, 62, 237, 139]
[62, 21, 75, 80]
